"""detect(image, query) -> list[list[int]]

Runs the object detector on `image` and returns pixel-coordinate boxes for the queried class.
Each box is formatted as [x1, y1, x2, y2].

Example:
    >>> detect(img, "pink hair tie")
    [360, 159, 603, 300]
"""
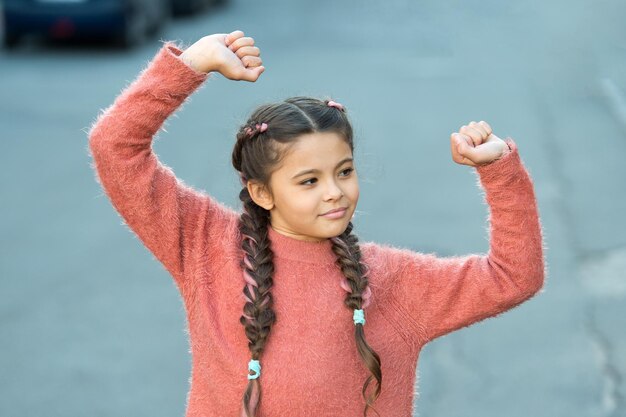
[327, 100, 344, 111]
[244, 122, 268, 138]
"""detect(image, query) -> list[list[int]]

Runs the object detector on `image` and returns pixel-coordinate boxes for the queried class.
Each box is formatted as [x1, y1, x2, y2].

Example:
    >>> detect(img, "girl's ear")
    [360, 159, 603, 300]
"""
[247, 180, 274, 211]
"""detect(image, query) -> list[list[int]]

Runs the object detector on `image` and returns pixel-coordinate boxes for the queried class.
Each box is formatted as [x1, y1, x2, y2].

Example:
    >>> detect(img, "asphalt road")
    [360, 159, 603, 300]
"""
[1, 1, 625, 416]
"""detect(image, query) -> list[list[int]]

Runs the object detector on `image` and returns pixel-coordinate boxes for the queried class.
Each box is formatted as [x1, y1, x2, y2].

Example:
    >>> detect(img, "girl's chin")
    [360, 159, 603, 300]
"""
[272, 217, 352, 241]
[319, 220, 352, 238]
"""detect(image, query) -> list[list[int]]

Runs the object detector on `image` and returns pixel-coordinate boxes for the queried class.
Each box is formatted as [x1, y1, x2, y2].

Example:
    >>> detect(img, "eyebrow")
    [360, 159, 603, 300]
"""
[291, 157, 354, 179]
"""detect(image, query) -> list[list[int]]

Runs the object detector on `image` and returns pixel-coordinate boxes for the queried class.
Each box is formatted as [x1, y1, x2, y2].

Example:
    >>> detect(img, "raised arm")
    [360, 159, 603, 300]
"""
[87, 31, 265, 287]
[366, 137, 546, 346]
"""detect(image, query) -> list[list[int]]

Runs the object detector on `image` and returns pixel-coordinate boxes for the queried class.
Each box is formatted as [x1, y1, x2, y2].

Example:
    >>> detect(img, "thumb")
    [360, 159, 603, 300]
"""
[240, 66, 265, 82]
[454, 134, 478, 159]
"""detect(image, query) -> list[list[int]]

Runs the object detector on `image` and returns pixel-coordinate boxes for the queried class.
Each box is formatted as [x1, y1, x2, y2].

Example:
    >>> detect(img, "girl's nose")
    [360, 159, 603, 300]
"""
[323, 181, 344, 201]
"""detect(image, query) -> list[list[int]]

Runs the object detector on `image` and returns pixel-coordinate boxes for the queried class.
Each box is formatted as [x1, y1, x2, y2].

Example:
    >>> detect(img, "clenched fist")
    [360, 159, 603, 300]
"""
[179, 30, 265, 82]
[450, 121, 510, 167]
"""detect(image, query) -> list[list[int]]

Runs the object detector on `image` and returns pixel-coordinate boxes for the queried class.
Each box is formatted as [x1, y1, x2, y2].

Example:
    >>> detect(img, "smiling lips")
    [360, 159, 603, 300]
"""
[320, 207, 348, 219]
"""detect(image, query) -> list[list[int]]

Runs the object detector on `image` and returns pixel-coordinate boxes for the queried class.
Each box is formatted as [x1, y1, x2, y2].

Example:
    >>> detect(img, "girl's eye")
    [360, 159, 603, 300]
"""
[340, 167, 354, 176]
[299, 168, 353, 186]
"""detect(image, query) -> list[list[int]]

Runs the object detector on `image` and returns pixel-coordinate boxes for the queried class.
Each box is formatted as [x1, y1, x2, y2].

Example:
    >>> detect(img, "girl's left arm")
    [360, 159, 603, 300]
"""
[372, 138, 546, 346]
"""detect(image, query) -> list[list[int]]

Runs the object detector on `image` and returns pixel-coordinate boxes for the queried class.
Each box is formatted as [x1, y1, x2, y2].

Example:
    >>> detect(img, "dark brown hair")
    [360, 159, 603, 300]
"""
[231, 96, 381, 417]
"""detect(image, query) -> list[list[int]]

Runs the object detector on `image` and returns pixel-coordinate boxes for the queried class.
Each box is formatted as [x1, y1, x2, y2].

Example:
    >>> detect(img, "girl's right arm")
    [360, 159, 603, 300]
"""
[87, 31, 264, 287]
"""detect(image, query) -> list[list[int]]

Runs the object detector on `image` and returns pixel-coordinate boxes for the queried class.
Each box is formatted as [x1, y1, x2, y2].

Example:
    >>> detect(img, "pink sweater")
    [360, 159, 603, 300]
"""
[88, 42, 546, 417]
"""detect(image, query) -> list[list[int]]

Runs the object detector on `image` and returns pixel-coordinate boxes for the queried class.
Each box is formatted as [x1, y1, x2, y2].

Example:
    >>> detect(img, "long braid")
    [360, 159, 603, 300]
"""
[238, 185, 277, 417]
[331, 222, 382, 417]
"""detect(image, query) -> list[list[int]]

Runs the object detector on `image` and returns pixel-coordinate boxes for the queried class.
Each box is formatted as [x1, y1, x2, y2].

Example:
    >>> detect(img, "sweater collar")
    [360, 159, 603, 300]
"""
[267, 226, 337, 265]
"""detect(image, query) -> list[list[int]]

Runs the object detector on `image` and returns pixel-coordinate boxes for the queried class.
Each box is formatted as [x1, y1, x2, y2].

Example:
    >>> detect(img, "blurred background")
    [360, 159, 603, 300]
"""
[1, 0, 625, 416]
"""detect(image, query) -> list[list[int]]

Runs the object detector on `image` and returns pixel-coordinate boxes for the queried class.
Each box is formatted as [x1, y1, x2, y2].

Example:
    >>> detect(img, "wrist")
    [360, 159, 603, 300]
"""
[478, 142, 512, 167]
[178, 50, 216, 74]
[178, 51, 201, 72]
[498, 142, 512, 158]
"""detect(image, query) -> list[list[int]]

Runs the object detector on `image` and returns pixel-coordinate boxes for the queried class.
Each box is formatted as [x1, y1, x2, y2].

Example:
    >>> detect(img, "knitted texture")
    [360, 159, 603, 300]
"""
[87, 42, 546, 417]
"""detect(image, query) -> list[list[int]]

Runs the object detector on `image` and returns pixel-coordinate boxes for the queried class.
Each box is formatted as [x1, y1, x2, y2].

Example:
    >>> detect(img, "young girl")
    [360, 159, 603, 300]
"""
[88, 30, 545, 417]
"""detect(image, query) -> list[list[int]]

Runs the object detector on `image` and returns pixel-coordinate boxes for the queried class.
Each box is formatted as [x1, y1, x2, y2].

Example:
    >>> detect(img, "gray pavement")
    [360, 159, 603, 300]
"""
[1, 0, 625, 416]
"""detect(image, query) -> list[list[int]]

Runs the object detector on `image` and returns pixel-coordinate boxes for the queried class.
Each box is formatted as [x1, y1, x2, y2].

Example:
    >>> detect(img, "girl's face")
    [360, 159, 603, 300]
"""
[256, 131, 359, 242]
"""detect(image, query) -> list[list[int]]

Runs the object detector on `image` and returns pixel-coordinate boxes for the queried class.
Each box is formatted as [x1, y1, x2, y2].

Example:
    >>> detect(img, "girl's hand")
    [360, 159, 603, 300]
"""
[450, 121, 510, 167]
[179, 30, 265, 82]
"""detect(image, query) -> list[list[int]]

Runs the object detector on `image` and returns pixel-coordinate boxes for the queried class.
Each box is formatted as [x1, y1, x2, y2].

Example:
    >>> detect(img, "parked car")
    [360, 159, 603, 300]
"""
[2, 0, 170, 48]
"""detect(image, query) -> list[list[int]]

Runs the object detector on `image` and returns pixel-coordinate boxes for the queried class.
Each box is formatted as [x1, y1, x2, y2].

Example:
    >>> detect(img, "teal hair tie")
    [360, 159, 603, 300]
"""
[248, 359, 261, 380]
[353, 309, 365, 325]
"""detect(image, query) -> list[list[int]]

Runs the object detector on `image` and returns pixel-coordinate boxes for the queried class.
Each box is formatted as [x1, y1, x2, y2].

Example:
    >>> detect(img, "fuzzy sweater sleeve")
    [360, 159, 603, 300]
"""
[365, 138, 546, 346]
[87, 42, 236, 287]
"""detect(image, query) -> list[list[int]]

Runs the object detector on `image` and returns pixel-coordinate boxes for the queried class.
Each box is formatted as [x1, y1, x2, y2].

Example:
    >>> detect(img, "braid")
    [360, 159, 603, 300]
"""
[238, 186, 277, 417]
[232, 121, 269, 174]
[331, 222, 382, 417]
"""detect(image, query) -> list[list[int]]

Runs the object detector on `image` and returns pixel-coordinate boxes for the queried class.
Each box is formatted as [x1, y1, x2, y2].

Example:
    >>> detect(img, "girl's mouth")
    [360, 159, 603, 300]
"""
[320, 207, 348, 219]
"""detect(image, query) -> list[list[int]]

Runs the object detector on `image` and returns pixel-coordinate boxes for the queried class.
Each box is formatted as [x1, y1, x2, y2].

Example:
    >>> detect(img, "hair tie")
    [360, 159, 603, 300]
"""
[353, 309, 365, 325]
[248, 359, 261, 380]
[327, 100, 345, 112]
[244, 122, 268, 138]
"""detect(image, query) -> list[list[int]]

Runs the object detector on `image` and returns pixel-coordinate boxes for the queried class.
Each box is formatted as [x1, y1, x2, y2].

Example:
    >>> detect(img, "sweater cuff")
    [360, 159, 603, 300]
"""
[161, 41, 213, 77]
[141, 41, 211, 99]
[474, 137, 526, 188]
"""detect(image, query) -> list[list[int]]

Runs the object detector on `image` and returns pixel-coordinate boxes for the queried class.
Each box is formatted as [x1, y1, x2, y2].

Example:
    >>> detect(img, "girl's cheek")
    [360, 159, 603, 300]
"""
[348, 180, 360, 201]
[291, 192, 316, 212]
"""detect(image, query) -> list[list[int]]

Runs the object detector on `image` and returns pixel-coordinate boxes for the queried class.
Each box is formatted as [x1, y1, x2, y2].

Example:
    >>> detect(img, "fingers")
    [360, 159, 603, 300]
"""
[241, 55, 262, 68]
[234, 46, 260, 59]
[228, 36, 255, 52]
[459, 123, 481, 147]
[459, 121, 492, 146]
[450, 120, 501, 167]
[450, 133, 479, 167]
[226, 32, 263, 69]
[215, 29, 266, 82]
[478, 120, 492, 136]
[459, 126, 481, 147]
[224, 30, 245, 46]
